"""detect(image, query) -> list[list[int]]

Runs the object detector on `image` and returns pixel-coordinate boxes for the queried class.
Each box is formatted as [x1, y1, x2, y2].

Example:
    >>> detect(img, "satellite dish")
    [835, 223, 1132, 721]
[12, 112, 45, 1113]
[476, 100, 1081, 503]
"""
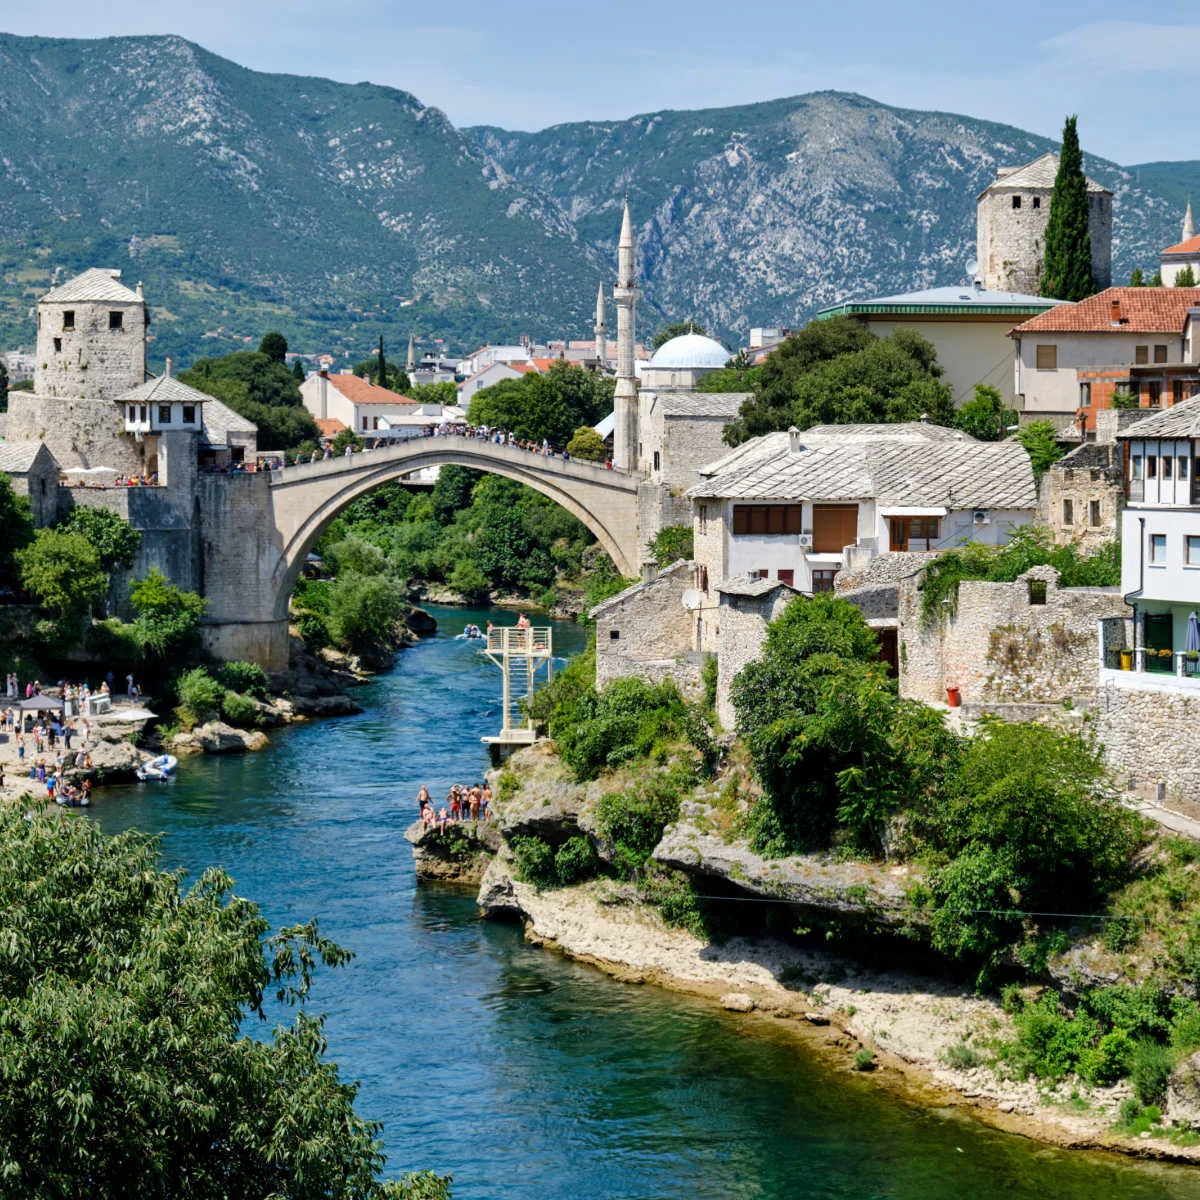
[965, 258, 979, 279]
[681, 589, 701, 612]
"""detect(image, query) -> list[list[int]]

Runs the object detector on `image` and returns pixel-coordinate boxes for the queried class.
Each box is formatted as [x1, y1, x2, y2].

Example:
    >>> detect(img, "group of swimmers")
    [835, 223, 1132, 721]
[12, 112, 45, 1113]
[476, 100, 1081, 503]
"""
[416, 782, 493, 828]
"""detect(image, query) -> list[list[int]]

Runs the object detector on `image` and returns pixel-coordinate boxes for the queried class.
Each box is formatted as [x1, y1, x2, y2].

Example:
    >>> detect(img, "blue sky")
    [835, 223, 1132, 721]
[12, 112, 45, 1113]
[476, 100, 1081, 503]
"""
[0, 0, 1192, 164]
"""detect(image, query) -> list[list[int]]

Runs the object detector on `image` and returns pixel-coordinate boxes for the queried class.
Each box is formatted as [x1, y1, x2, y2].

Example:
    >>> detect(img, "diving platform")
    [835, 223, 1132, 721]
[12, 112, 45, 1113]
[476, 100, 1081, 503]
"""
[481, 625, 554, 748]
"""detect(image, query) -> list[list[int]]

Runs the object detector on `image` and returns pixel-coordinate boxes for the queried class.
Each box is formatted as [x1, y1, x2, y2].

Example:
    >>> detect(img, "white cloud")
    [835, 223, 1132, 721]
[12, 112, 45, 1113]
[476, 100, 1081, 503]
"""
[1041, 20, 1200, 70]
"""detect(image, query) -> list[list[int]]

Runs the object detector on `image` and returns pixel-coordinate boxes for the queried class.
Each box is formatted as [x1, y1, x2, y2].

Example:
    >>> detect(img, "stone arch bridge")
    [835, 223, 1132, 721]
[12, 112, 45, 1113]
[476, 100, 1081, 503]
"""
[198, 436, 642, 669]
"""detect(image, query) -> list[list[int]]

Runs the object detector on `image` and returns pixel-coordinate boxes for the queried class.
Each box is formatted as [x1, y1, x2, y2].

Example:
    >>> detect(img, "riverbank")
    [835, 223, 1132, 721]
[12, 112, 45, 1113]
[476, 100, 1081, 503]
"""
[473, 857, 1200, 1164]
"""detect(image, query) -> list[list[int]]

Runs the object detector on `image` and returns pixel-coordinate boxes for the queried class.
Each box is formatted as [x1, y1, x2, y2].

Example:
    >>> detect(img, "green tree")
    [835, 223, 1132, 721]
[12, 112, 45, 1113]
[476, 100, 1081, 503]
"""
[331, 428, 364, 456]
[731, 595, 957, 854]
[1041, 116, 1096, 302]
[652, 321, 708, 350]
[430, 464, 479, 525]
[565, 425, 607, 461]
[0, 803, 447, 1199]
[955, 384, 1014, 441]
[648, 524, 694, 565]
[1018, 419, 1066, 482]
[16, 529, 108, 616]
[292, 359, 306, 382]
[1129, 268, 1146, 287]
[1176, 264, 1197, 288]
[0, 474, 34, 588]
[1151, 270, 1164, 287]
[0, 359, 8, 413]
[327, 573, 408, 654]
[58, 507, 142, 570]
[129, 568, 208, 662]
[468, 362, 613, 446]
[409, 381, 456, 406]
[1111, 389, 1141, 410]
[259, 331, 288, 363]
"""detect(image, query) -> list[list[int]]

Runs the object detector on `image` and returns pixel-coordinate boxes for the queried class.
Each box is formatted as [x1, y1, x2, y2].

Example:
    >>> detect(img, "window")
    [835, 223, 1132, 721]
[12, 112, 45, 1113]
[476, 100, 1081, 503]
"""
[1035, 344, 1058, 370]
[139, 406, 147, 423]
[1079, 382, 1091, 407]
[698, 565, 708, 593]
[1062, 498, 1074, 526]
[109, 311, 123, 331]
[1012, 195, 1022, 209]
[731, 504, 804, 536]
[1032, 196, 1041, 209]
[1181, 457, 1190, 480]
[1189, 536, 1200, 565]
[182, 404, 195, 424]
[653, 450, 661, 471]
[1090, 499, 1101, 526]
[1148, 454, 1158, 479]
[698, 504, 708, 535]
[361, 416, 368, 430]
[1164, 455, 1174, 480]
[811, 569, 838, 593]
[811, 504, 858, 552]
[1148, 382, 1162, 407]
[52, 337, 61, 353]
[373, 417, 379, 430]
[158, 405, 171, 425]
[889, 516, 940, 552]
[62, 311, 74, 331]
[1131, 454, 1144, 480]
[751, 569, 768, 580]
[1155, 344, 1168, 364]
[1150, 533, 1167, 564]
[1136, 345, 1149, 365]
[777, 569, 794, 587]
[609, 629, 620, 641]
[1175, 381, 1187, 404]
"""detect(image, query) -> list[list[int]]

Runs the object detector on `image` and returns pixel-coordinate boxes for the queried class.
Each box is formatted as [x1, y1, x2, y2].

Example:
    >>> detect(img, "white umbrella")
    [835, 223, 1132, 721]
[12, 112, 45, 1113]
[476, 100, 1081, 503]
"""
[1187, 612, 1200, 655]
[62, 466, 119, 474]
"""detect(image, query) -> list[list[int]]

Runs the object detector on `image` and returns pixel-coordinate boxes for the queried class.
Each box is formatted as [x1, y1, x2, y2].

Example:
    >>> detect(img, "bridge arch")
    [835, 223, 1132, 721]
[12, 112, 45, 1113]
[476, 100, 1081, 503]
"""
[267, 439, 642, 623]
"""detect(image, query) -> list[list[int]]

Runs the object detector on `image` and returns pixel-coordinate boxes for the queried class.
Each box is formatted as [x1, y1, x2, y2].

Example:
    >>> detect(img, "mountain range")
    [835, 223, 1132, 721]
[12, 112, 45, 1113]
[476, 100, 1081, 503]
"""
[0, 32, 1193, 366]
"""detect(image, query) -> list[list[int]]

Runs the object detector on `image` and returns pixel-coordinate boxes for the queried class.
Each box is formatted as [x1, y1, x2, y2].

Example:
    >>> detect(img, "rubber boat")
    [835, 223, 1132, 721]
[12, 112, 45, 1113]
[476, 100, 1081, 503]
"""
[458, 624, 486, 640]
[136, 753, 178, 782]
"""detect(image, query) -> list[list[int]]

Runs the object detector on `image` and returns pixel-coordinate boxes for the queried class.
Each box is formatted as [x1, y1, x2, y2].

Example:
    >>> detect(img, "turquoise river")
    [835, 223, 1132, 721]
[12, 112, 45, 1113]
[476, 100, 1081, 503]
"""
[88, 605, 1200, 1198]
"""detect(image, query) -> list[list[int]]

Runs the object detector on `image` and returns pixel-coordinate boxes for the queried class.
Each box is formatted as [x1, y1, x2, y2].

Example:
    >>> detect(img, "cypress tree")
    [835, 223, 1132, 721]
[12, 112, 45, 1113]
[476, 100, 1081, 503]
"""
[377, 335, 387, 388]
[1040, 116, 1095, 301]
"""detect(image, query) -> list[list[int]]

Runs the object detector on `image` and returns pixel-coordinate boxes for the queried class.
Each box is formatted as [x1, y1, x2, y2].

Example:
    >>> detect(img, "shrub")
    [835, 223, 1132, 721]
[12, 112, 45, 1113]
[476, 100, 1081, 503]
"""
[298, 613, 330, 650]
[58, 506, 141, 570]
[17, 528, 108, 616]
[941, 1041, 984, 1071]
[553, 836, 599, 885]
[326, 572, 407, 653]
[129, 568, 208, 662]
[221, 690, 260, 729]
[853, 1049, 877, 1071]
[595, 771, 690, 877]
[640, 869, 709, 940]
[176, 667, 223, 727]
[1130, 1038, 1175, 1106]
[217, 661, 270, 699]
[565, 425, 607, 462]
[702, 654, 718, 712]
[509, 835, 557, 889]
[647, 524, 693, 566]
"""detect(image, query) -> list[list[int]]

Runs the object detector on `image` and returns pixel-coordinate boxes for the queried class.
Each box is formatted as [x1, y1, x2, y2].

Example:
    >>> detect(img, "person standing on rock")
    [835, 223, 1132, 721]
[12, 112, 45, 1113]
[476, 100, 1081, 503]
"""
[416, 784, 430, 818]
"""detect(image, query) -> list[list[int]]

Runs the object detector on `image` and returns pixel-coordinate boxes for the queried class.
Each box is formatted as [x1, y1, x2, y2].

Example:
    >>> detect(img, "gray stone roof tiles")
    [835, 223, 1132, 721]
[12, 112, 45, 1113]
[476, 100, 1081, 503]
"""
[119, 375, 213, 405]
[0, 441, 54, 473]
[716, 574, 798, 598]
[1115, 394, 1200, 440]
[42, 269, 143, 305]
[658, 392, 749, 418]
[982, 153, 1109, 195]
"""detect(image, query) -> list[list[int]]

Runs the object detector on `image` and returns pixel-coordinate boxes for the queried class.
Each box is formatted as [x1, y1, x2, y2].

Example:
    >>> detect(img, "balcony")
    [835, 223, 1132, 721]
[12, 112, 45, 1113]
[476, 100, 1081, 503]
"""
[1099, 616, 1200, 694]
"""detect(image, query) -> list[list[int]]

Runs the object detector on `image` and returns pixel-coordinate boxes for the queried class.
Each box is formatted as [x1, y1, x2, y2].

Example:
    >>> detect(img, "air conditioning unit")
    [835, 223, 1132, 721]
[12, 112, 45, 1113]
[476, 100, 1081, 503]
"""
[797, 533, 813, 548]
[972, 510, 991, 525]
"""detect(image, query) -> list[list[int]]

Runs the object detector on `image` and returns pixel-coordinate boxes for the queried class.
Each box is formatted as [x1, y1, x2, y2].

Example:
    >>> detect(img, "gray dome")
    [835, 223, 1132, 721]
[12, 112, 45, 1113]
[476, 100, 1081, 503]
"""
[649, 333, 730, 370]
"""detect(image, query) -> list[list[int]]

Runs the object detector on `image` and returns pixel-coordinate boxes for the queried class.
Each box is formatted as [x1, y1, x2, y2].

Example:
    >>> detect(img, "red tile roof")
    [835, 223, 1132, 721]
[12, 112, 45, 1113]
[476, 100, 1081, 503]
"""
[1163, 235, 1200, 257]
[1014, 287, 1200, 335]
[507, 363, 538, 375]
[326, 374, 416, 407]
[530, 357, 559, 371]
[315, 417, 347, 437]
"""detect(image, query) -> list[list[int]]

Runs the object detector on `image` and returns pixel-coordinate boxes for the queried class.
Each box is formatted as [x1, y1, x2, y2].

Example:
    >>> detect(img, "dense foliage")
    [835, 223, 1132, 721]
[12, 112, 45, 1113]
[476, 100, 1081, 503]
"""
[466, 362, 613, 446]
[918, 525, 1119, 626]
[0, 804, 447, 1199]
[1018, 419, 1066, 481]
[723, 318, 955, 445]
[57, 507, 142, 571]
[1040, 116, 1096, 302]
[954, 384, 1015, 442]
[647, 524, 694, 566]
[16, 529, 108, 617]
[0, 474, 33, 589]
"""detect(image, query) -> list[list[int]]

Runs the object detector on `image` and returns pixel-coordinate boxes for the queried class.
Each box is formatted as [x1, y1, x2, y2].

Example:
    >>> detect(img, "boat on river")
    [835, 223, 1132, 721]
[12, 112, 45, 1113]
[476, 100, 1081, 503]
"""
[136, 754, 178, 782]
[458, 624, 486, 640]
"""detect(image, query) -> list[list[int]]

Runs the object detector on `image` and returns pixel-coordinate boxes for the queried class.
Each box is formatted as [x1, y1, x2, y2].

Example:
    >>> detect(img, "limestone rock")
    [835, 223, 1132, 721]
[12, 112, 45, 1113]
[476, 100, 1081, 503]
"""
[179, 721, 268, 754]
[288, 693, 363, 719]
[720, 992, 756, 1013]
[406, 606, 438, 637]
[1167, 1051, 1200, 1128]
[477, 857, 523, 918]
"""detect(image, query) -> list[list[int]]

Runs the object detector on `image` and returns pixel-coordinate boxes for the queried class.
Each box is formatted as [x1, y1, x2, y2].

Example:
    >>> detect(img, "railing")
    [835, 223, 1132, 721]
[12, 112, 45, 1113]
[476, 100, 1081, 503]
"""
[485, 626, 552, 656]
[1099, 617, 1200, 687]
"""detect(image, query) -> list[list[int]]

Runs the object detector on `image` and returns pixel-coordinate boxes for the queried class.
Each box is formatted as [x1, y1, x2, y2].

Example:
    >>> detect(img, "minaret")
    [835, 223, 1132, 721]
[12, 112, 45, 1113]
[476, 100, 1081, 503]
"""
[613, 198, 638, 471]
[406, 332, 416, 376]
[1185, 199, 1195, 243]
[594, 283, 608, 371]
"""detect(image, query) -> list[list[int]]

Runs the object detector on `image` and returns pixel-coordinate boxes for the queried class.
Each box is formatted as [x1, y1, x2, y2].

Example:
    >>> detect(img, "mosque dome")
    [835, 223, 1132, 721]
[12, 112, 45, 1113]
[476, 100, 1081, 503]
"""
[648, 333, 730, 370]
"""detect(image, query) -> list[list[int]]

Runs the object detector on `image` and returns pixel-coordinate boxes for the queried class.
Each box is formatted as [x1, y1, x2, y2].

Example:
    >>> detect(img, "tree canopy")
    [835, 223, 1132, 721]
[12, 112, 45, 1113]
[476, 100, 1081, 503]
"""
[0, 803, 448, 1199]
[954, 384, 1014, 442]
[722, 317, 954, 445]
[58, 507, 142, 571]
[258, 331, 289, 363]
[467, 362, 613, 446]
[1040, 116, 1096, 302]
[652, 321, 708, 350]
[0, 475, 34, 589]
[16, 529, 108, 616]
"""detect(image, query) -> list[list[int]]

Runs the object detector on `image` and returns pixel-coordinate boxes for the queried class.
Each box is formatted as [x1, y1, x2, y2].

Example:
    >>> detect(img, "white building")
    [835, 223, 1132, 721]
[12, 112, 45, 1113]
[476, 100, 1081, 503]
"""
[688, 423, 1037, 605]
[456, 345, 530, 378]
[1105, 396, 1200, 687]
[456, 361, 536, 407]
[300, 370, 419, 440]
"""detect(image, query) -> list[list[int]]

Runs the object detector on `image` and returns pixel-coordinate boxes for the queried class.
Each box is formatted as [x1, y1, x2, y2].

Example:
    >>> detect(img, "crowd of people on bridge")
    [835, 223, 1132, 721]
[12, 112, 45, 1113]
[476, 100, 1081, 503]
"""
[416, 781, 493, 829]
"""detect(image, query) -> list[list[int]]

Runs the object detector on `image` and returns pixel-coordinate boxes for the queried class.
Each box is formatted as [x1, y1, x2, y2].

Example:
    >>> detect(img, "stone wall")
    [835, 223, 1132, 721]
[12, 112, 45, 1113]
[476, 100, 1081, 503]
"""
[592, 562, 707, 699]
[1041, 442, 1124, 547]
[35, 298, 147, 400]
[714, 588, 794, 729]
[7, 392, 146, 473]
[1097, 686, 1200, 802]
[899, 564, 1129, 706]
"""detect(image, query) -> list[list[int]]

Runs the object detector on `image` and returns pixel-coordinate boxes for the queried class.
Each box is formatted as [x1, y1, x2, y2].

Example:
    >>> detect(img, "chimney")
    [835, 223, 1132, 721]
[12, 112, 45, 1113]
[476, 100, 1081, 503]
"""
[164, 356, 172, 379]
[1111, 297, 1122, 325]
[788, 425, 803, 454]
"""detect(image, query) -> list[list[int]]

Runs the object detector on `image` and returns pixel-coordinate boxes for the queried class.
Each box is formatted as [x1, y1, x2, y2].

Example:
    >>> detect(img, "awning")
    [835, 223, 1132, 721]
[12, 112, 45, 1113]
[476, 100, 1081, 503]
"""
[878, 506, 949, 518]
[18, 696, 64, 710]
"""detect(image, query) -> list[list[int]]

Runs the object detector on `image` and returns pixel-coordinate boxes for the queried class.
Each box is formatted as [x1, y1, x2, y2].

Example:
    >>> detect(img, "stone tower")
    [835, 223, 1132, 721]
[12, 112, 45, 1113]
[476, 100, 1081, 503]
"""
[1184, 200, 1195, 243]
[34, 268, 147, 399]
[406, 332, 416, 376]
[612, 199, 638, 471]
[976, 153, 1112, 294]
[594, 282, 607, 371]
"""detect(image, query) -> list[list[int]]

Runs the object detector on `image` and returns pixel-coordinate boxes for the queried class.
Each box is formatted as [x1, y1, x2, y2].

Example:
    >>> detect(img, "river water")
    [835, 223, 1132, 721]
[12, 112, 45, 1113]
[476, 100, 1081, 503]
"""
[88, 605, 1200, 1198]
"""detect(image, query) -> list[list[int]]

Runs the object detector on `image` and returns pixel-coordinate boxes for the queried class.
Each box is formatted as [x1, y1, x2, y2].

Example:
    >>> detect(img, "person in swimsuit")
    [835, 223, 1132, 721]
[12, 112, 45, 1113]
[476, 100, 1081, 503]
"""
[469, 786, 481, 822]
[481, 782, 493, 820]
[449, 793, 462, 821]
[416, 784, 430, 817]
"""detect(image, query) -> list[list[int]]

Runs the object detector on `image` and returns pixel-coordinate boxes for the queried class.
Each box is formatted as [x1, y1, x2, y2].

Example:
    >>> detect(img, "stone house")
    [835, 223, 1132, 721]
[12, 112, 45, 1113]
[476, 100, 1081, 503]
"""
[687, 422, 1036, 621]
[1011, 288, 1200, 431]
[0, 441, 60, 527]
[976, 153, 1112, 295]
